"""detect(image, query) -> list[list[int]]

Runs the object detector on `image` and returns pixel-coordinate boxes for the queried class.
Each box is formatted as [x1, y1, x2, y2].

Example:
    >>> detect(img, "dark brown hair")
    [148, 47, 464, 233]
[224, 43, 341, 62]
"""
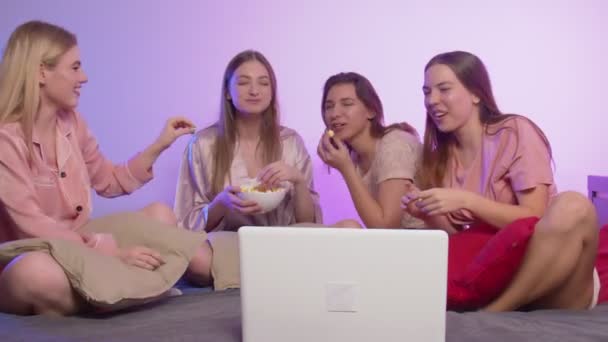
[321, 72, 418, 139]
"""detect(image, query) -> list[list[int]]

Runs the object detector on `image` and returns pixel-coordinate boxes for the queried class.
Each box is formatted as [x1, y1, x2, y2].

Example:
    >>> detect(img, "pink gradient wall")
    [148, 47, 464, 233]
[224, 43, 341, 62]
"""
[2, 0, 607, 225]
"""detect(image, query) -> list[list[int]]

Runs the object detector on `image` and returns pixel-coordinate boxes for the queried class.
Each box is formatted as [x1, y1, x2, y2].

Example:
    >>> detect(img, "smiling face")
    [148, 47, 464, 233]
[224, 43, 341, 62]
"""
[39, 45, 88, 111]
[423, 63, 481, 134]
[322, 82, 374, 142]
[227, 59, 273, 117]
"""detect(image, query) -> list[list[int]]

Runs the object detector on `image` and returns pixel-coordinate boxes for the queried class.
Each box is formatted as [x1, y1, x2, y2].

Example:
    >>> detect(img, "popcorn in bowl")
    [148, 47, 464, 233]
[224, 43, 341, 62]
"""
[237, 180, 287, 213]
[240, 184, 283, 193]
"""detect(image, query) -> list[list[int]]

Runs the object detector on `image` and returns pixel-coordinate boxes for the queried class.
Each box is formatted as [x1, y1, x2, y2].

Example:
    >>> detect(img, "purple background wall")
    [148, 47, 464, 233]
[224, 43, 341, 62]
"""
[2, 0, 607, 224]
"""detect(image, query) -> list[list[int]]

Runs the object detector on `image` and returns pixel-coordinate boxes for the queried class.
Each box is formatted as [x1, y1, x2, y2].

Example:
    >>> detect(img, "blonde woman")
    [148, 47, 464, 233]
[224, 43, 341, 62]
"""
[0, 21, 195, 315]
[174, 50, 323, 286]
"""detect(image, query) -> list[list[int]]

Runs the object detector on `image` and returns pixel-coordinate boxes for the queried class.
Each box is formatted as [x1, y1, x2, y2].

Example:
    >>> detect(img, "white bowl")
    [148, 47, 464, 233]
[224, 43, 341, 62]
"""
[238, 187, 288, 214]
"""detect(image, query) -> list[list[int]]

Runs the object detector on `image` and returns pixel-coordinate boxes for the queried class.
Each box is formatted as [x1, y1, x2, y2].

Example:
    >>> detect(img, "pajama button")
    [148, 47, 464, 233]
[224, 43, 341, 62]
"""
[76, 205, 83, 212]
[60, 171, 67, 178]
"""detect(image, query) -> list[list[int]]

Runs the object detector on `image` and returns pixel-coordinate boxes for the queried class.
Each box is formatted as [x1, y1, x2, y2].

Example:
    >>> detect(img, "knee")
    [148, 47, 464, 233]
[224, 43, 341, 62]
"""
[333, 219, 363, 229]
[185, 242, 213, 287]
[142, 202, 178, 226]
[2, 252, 72, 306]
[542, 191, 598, 235]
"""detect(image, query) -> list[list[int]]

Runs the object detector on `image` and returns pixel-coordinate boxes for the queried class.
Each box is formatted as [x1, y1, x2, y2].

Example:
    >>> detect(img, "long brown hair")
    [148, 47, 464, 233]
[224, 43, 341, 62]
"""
[0, 21, 77, 162]
[321, 72, 418, 139]
[210, 50, 282, 195]
[418, 51, 552, 189]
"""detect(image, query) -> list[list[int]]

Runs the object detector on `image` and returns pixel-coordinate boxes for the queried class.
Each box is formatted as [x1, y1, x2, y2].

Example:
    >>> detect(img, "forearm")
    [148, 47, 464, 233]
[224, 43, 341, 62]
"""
[341, 166, 398, 228]
[468, 194, 539, 229]
[292, 182, 316, 223]
[204, 199, 227, 232]
[62, 230, 87, 243]
[134, 141, 166, 173]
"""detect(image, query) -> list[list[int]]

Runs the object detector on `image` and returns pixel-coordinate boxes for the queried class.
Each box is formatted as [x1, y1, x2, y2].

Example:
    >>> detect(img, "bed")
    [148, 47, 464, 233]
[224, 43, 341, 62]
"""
[2, 284, 608, 342]
[2, 176, 608, 342]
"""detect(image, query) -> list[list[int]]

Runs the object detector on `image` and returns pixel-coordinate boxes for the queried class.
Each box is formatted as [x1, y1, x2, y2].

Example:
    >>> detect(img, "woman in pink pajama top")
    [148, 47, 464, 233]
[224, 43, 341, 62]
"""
[402, 51, 599, 312]
[0, 21, 195, 315]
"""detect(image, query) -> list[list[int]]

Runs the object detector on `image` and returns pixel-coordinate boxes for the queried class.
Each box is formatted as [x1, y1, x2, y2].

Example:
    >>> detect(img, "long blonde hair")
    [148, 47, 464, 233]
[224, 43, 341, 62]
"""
[210, 50, 282, 195]
[0, 20, 77, 160]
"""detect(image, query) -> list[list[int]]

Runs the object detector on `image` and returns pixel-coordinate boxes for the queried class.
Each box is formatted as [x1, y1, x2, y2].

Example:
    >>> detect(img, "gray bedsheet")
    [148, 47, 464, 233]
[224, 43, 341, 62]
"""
[1, 287, 607, 342]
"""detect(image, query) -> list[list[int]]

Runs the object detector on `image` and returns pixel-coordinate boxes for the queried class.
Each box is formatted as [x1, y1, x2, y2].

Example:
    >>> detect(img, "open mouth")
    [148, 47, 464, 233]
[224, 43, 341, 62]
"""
[430, 111, 447, 120]
[331, 123, 346, 132]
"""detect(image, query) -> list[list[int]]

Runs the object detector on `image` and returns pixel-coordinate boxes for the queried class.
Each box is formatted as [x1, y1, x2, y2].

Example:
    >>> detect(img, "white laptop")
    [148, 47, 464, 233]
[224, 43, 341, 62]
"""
[238, 227, 448, 342]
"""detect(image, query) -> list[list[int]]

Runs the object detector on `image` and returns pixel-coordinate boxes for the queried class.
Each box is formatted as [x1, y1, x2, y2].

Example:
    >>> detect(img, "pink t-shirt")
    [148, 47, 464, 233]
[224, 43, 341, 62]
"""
[0, 111, 153, 243]
[445, 116, 556, 227]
